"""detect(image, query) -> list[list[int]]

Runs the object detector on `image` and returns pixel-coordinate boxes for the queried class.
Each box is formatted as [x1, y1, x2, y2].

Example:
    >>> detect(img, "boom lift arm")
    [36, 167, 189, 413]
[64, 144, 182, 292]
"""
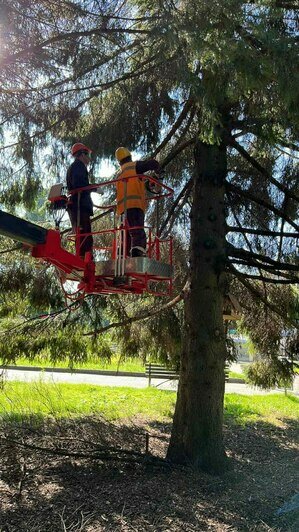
[0, 209, 85, 274]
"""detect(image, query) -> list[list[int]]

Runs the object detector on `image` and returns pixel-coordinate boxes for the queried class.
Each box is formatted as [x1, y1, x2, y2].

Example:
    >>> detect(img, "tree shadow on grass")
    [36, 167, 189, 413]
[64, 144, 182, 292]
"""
[0, 413, 298, 531]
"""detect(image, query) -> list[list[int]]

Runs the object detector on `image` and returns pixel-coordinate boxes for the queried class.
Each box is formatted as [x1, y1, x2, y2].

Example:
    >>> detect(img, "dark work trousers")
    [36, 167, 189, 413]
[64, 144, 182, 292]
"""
[124, 208, 146, 256]
[68, 207, 93, 258]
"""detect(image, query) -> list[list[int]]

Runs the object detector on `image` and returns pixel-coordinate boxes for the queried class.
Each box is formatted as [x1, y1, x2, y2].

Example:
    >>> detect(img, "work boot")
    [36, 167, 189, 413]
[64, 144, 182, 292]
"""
[131, 247, 146, 258]
[113, 276, 128, 287]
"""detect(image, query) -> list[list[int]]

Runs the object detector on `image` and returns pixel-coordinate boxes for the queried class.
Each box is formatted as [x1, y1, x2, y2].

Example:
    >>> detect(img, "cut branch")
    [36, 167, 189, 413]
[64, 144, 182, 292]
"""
[0, 436, 168, 467]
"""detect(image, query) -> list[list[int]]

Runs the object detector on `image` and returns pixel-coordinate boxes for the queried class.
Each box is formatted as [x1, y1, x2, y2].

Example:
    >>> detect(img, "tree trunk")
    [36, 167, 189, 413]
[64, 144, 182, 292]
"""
[167, 139, 229, 474]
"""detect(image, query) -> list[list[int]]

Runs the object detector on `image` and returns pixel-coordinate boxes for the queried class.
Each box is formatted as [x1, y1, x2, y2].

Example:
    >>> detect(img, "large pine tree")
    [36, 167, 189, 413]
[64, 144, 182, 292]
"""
[0, 0, 298, 472]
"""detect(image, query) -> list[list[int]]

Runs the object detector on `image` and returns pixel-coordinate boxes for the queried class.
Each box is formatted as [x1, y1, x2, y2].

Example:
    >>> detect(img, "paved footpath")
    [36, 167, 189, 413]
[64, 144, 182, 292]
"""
[1, 367, 284, 395]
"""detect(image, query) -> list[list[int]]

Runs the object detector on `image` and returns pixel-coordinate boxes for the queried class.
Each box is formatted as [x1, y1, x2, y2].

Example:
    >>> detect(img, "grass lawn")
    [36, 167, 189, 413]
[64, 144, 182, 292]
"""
[0, 380, 298, 425]
[229, 370, 245, 379]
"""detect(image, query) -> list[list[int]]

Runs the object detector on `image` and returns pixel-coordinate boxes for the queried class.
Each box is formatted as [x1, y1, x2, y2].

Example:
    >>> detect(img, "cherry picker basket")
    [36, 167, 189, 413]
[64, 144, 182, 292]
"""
[48, 183, 68, 228]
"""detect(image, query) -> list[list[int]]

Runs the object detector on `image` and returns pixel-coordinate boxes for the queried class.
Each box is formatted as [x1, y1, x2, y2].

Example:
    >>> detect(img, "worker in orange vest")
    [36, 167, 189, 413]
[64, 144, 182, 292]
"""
[115, 147, 161, 257]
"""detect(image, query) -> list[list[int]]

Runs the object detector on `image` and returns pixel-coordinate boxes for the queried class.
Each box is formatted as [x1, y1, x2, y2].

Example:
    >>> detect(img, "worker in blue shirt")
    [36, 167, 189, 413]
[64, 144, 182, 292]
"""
[66, 142, 93, 258]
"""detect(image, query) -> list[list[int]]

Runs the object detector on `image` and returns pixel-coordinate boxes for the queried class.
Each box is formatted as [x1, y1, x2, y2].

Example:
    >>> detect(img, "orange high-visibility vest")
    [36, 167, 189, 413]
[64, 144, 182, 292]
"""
[116, 162, 146, 215]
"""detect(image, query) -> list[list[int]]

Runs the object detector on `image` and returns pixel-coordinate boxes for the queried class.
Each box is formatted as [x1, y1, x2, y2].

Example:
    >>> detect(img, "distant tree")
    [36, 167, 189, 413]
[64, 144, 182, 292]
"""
[0, 0, 298, 472]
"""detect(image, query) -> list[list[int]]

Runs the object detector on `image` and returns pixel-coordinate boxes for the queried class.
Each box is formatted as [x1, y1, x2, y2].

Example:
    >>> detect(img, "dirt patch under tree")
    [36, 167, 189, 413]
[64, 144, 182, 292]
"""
[0, 415, 298, 531]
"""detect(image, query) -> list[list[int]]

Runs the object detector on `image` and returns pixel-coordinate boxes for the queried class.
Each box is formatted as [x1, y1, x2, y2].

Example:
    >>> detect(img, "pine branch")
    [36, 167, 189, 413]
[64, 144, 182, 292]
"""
[226, 182, 299, 232]
[235, 24, 267, 55]
[228, 268, 297, 284]
[278, 139, 299, 152]
[151, 98, 195, 158]
[72, 5, 161, 22]
[227, 244, 298, 272]
[229, 137, 299, 203]
[0, 58, 161, 151]
[233, 5, 298, 59]
[0, 41, 143, 95]
[159, 178, 193, 237]
[2, 27, 151, 66]
[277, 198, 288, 261]
[161, 138, 196, 168]
[230, 267, 298, 327]
[250, 1, 299, 9]
[229, 258, 298, 280]
[275, 146, 299, 160]
[0, 302, 77, 337]
[1, 47, 159, 129]
[83, 282, 187, 336]
[227, 226, 298, 238]
[227, 190, 268, 297]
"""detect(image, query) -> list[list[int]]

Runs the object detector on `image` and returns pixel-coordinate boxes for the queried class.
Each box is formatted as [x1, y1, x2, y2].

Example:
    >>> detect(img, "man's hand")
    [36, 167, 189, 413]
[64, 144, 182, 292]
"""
[146, 173, 163, 194]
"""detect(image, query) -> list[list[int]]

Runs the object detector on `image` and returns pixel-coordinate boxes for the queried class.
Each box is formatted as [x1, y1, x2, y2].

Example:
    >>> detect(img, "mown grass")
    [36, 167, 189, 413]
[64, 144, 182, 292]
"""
[0, 381, 298, 426]
[0, 381, 176, 421]
[224, 393, 299, 425]
[228, 371, 245, 380]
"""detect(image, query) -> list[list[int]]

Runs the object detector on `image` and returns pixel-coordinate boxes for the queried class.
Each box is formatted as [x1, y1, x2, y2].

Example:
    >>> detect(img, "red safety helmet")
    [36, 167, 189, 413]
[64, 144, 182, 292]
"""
[71, 142, 92, 156]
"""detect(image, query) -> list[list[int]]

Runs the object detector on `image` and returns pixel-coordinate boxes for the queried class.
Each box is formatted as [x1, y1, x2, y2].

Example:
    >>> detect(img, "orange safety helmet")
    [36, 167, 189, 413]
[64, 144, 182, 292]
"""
[71, 142, 92, 156]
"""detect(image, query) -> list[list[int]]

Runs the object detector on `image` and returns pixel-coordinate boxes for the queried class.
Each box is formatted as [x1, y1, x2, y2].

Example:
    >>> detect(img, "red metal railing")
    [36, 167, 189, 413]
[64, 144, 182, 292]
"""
[50, 174, 174, 297]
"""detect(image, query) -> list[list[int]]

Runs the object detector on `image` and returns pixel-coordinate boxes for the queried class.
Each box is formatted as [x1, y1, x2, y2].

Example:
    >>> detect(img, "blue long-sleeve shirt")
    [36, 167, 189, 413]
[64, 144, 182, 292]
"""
[66, 159, 93, 215]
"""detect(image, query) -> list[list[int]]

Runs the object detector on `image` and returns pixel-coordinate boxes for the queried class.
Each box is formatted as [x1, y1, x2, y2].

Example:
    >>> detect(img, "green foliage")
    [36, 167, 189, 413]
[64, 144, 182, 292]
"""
[47, 331, 88, 366]
[28, 270, 65, 309]
[0, 0, 298, 386]
[226, 337, 239, 363]
[234, 281, 298, 387]
[78, 82, 177, 156]
[0, 256, 64, 311]
[245, 358, 293, 390]
[107, 296, 183, 367]
[13, 353, 144, 372]
[0, 329, 87, 366]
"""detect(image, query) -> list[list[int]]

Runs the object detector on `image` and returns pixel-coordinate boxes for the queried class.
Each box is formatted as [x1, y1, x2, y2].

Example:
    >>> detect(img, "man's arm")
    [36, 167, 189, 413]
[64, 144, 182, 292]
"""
[136, 160, 161, 175]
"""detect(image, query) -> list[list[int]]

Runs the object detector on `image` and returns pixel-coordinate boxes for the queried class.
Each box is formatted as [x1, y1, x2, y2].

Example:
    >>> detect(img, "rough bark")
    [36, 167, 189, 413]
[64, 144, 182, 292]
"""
[167, 139, 229, 474]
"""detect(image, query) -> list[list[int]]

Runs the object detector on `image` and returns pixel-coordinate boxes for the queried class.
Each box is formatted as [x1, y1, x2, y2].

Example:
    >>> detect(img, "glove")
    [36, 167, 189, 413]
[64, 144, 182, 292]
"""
[146, 175, 162, 194]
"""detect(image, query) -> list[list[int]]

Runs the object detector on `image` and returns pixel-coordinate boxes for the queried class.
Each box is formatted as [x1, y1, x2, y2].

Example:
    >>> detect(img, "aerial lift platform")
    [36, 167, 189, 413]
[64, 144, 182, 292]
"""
[0, 175, 174, 303]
